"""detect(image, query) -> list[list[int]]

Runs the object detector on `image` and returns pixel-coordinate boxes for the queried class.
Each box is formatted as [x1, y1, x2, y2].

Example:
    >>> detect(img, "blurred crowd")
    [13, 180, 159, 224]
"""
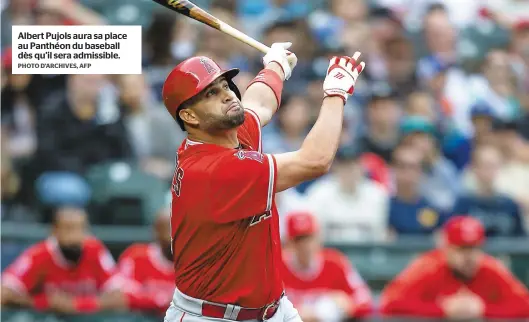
[2, 0, 529, 241]
[2, 0, 529, 320]
[2, 0, 529, 239]
[2, 0, 529, 242]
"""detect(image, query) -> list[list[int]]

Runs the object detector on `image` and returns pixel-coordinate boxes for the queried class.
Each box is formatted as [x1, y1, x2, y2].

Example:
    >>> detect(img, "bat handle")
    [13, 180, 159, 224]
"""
[219, 22, 271, 54]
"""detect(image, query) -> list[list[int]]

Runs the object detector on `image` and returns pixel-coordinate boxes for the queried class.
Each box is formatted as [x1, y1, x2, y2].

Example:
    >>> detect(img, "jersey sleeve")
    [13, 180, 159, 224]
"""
[208, 150, 276, 223]
[1, 245, 45, 295]
[482, 258, 529, 318]
[238, 109, 262, 152]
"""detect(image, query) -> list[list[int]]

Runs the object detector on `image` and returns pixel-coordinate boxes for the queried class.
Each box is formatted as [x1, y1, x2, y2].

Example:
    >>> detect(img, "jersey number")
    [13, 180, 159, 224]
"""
[173, 167, 184, 197]
[249, 211, 272, 227]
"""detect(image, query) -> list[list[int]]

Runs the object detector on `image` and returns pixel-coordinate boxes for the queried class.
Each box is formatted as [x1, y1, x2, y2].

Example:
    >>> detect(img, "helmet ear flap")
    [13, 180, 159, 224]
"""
[228, 79, 241, 100]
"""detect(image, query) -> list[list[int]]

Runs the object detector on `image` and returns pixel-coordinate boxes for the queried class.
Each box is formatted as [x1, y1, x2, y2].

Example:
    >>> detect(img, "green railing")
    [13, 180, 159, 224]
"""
[2, 222, 529, 291]
[1, 310, 160, 322]
[2, 310, 529, 322]
[328, 237, 529, 290]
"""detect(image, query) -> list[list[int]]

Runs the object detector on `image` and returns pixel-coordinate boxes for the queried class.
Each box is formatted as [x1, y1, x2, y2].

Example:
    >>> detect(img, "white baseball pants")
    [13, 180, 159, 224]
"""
[163, 287, 303, 322]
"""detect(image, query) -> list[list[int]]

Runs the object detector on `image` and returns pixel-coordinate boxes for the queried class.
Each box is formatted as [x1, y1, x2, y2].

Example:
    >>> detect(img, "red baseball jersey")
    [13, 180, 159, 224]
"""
[170, 109, 282, 308]
[114, 243, 175, 315]
[1, 237, 116, 297]
[380, 249, 529, 318]
[281, 248, 373, 318]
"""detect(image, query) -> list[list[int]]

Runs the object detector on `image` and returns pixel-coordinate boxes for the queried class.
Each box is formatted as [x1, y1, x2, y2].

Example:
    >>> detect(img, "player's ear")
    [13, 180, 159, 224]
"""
[179, 108, 200, 127]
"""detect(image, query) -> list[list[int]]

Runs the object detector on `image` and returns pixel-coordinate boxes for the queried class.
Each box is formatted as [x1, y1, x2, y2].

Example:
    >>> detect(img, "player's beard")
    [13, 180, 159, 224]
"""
[59, 244, 83, 264]
[450, 266, 476, 282]
[204, 106, 245, 131]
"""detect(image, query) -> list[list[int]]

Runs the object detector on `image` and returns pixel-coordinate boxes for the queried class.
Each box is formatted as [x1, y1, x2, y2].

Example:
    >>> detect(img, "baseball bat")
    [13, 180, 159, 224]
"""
[151, 0, 271, 54]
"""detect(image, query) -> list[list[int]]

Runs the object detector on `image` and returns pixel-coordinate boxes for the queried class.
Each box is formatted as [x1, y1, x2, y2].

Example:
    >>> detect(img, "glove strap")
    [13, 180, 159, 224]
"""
[324, 90, 347, 105]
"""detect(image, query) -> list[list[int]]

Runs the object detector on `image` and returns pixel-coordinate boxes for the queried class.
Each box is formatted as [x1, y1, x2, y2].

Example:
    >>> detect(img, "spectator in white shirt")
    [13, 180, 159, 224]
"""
[305, 145, 390, 243]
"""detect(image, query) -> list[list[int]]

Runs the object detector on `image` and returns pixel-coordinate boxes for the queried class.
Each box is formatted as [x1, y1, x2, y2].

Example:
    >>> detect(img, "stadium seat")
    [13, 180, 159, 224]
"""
[85, 161, 170, 226]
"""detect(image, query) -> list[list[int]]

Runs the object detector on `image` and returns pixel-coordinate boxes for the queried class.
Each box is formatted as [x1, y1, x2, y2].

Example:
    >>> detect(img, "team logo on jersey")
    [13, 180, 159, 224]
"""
[418, 208, 439, 228]
[199, 57, 216, 74]
[235, 150, 264, 163]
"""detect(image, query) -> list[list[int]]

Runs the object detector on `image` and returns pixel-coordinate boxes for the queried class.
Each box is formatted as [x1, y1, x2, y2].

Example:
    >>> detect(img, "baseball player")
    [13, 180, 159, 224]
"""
[1, 207, 120, 313]
[106, 208, 176, 316]
[162, 41, 365, 322]
[281, 211, 374, 322]
[380, 216, 529, 319]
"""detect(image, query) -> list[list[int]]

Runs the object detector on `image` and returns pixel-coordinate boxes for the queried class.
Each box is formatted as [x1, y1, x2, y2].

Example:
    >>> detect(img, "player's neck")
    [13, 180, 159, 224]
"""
[187, 128, 240, 149]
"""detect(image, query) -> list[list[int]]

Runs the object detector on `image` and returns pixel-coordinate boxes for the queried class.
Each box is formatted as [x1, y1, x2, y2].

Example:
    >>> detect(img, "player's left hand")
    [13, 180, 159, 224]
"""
[263, 42, 298, 81]
[48, 292, 76, 314]
[330, 291, 353, 313]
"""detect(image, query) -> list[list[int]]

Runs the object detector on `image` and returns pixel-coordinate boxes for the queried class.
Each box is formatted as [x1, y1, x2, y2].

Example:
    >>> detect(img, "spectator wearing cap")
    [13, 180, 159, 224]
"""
[281, 211, 373, 322]
[381, 36, 418, 99]
[454, 144, 525, 237]
[388, 143, 448, 235]
[357, 82, 401, 163]
[401, 116, 461, 212]
[443, 102, 496, 170]
[380, 216, 529, 319]
[470, 102, 497, 145]
[406, 91, 438, 124]
[305, 144, 389, 243]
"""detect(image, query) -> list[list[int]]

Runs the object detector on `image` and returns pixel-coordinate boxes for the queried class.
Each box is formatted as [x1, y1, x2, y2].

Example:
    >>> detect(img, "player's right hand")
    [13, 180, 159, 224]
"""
[263, 42, 298, 81]
[323, 52, 365, 104]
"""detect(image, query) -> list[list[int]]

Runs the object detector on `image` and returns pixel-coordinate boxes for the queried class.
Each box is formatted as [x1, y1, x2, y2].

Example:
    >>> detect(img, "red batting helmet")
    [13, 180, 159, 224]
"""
[162, 56, 241, 131]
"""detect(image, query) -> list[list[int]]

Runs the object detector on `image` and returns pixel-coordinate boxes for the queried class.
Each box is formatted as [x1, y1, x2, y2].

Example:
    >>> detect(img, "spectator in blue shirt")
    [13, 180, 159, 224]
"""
[454, 144, 526, 236]
[389, 144, 447, 235]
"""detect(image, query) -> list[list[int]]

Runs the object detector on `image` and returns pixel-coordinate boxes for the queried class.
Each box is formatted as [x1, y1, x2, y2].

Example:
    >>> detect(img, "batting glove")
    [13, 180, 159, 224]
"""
[323, 52, 366, 104]
[263, 42, 298, 81]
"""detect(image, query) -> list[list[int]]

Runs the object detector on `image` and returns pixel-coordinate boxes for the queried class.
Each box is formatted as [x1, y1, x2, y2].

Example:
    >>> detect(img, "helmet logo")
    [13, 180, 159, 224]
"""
[199, 58, 216, 74]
